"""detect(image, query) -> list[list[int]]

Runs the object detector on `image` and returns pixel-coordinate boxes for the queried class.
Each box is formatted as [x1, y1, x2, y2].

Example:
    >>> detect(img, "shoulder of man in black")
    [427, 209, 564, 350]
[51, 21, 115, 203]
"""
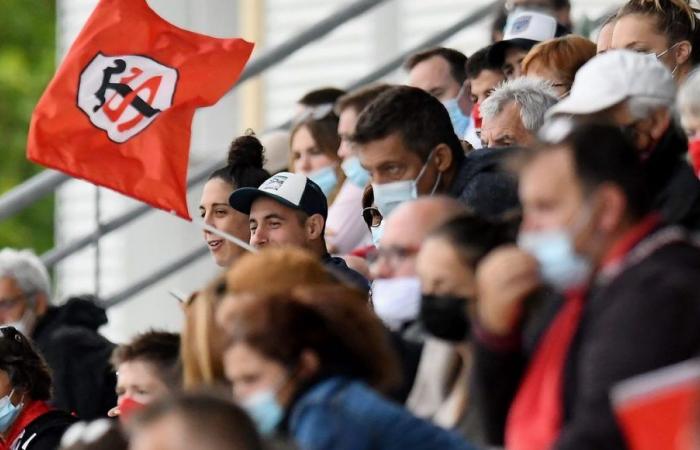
[448, 147, 520, 220]
[322, 254, 370, 293]
[555, 236, 700, 450]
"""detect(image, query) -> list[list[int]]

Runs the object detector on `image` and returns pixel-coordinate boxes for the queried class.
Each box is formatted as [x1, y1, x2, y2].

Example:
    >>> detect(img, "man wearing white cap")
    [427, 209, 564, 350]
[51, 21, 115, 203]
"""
[228, 172, 370, 291]
[488, 10, 568, 79]
[547, 49, 700, 229]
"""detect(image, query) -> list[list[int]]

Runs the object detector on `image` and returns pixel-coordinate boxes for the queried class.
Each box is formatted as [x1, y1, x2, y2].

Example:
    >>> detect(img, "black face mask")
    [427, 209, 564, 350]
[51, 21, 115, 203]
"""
[419, 294, 471, 342]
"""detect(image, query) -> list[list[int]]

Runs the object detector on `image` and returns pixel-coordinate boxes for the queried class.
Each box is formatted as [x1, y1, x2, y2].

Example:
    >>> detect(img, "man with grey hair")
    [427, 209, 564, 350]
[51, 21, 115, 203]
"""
[548, 49, 700, 228]
[0, 248, 116, 420]
[480, 77, 558, 148]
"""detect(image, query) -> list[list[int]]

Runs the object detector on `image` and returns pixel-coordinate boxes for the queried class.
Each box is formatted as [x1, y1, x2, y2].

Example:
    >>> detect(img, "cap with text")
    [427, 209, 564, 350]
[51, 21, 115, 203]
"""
[228, 171, 328, 219]
[488, 10, 565, 67]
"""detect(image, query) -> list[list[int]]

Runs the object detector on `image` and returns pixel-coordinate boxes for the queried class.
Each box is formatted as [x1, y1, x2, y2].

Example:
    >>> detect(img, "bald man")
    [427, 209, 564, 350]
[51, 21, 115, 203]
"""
[369, 196, 468, 403]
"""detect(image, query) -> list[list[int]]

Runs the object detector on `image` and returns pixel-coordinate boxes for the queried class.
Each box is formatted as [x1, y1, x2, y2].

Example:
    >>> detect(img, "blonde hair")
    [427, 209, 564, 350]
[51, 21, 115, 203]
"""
[181, 275, 228, 390]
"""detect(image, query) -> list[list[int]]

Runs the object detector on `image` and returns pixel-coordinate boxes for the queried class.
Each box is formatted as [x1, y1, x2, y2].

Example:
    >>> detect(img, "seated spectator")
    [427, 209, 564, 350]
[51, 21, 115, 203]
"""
[521, 35, 597, 97]
[408, 214, 517, 445]
[200, 134, 270, 267]
[611, 0, 699, 83]
[405, 47, 473, 139]
[0, 326, 77, 450]
[60, 419, 128, 450]
[217, 285, 478, 450]
[325, 84, 392, 254]
[595, 14, 616, 54]
[108, 331, 181, 425]
[228, 172, 369, 292]
[129, 394, 264, 450]
[677, 69, 700, 177]
[474, 123, 700, 449]
[465, 46, 506, 147]
[352, 86, 517, 221]
[548, 50, 700, 229]
[480, 77, 558, 148]
[181, 275, 228, 390]
[289, 103, 343, 201]
[488, 10, 566, 79]
[0, 248, 115, 420]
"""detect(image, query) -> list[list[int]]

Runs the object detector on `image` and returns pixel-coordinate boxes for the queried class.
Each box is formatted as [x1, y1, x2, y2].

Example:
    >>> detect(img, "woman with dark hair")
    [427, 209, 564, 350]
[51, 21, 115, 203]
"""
[217, 285, 477, 450]
[612, 0, 700, 82]
[0, 326, 76, 450]
[199, 134, 270, 267]
[408, 214, 518, 444]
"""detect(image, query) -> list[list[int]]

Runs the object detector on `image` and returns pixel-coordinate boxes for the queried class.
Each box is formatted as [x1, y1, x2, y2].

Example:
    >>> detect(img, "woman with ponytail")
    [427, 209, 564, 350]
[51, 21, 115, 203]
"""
[612, 0, 700, 82]
[199, 134, 270, 267]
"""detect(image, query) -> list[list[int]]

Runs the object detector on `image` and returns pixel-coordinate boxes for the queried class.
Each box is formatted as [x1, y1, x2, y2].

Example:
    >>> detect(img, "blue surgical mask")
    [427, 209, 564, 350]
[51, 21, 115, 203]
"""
[372, 150, 441, 219]
[0, 390, 22, 433]
[371, 221, 385, 247]
[443, 96, 471, 139]
[241, 389, 284, 437]
[341, 156, 370, 188]
[518, 229, 591, 292]
[308, 166, 338, 198]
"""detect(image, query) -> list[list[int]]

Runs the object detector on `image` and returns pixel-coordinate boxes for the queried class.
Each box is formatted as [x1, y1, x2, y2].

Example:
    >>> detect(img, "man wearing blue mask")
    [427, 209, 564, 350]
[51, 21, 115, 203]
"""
[472, 123, 700, 450]
[405, 47, 473, 140]
[352, 85, 519, 223]
[323, 84, 393, 255]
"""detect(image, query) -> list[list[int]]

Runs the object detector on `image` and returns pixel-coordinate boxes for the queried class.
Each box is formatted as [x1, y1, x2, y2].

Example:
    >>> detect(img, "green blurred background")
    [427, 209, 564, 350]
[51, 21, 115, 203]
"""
[0, 0, 56, 252]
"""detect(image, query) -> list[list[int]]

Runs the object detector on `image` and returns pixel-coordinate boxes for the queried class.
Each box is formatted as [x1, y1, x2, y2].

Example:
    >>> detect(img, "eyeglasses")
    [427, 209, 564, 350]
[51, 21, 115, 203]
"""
[366, 245, 420, 269]
[362, 207, 383, 229]
[0, 294, 26, 312]
[292, 103, 336, 126]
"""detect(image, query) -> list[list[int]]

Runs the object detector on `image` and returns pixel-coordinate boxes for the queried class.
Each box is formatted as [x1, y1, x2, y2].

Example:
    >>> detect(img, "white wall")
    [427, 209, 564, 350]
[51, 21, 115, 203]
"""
[55, 0, 623, 343]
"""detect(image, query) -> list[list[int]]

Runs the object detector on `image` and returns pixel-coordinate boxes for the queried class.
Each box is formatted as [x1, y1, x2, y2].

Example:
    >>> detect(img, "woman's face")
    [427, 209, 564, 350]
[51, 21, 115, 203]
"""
[199, 178, 250, 267]
[611, 14, 678, 71]
[224, 343, 292, 406]
[116, 360, 170, 406]
[291, 125, 336, 175]
[416, 237, 476, 299]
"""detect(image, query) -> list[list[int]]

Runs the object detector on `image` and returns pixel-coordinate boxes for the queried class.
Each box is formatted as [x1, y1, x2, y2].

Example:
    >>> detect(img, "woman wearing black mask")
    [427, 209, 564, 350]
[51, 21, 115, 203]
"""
[407, 214, 517, 444]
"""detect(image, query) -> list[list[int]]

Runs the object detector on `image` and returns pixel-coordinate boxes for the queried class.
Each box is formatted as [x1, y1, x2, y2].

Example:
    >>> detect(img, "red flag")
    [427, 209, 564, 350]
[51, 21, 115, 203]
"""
[27, 0, 254, 220]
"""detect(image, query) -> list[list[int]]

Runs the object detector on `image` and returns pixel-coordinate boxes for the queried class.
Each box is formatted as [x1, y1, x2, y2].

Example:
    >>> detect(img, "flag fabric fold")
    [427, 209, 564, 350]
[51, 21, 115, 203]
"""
[28, 0, 254, 220]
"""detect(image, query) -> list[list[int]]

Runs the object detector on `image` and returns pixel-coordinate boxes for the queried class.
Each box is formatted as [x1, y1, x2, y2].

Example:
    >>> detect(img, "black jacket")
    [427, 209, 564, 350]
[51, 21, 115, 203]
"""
[11, 410, 77, 450]
[644, 124, 700, 230]
[474, 225, 700, 450]
[32, 296, 116, 420]
[449, 148, 520, 219]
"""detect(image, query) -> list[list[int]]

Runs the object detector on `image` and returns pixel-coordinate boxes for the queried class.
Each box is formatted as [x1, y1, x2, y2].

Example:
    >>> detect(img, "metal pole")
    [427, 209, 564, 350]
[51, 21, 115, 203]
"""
[102, 245, 210, 308]
[0, 0, 389, 224]
[41, 0, 503, 270]
[347, 1, 501, 91]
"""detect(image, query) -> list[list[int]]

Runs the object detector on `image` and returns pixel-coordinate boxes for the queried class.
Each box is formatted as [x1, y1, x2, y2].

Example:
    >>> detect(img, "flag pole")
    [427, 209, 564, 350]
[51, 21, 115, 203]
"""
[198, 221, 258, 253]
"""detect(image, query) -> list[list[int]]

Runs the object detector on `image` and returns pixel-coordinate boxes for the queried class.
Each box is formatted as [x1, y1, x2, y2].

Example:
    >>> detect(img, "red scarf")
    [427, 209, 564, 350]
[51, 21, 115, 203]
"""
[1, 400, 52, 450]
[505, 215, 661, 450]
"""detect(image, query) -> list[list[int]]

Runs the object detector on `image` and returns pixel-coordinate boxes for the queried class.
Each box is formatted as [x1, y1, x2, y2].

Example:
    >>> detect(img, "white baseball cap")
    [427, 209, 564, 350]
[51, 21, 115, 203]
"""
[488, 10, 563, 67]
[228, 171, 328, 218]
[547, 50, 677, 117]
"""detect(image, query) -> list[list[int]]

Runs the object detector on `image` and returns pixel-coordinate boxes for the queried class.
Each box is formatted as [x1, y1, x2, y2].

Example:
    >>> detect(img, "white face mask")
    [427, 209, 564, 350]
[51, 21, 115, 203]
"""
[5, 307, 37, 337]
[371, 277, 422, 331]
[371, 150, 441, 219]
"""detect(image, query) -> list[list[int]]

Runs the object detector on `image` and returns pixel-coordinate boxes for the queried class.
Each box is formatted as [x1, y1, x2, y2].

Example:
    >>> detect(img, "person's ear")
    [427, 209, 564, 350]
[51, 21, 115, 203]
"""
[648, 107, 672, 141]
[674, 40, 692, 67]
[305, 214, 325, 240]
[297, 349, 320, 380]
[33, 292, 48, 316]
[433, 144, 454, 173]
[594, 184, 628, 234]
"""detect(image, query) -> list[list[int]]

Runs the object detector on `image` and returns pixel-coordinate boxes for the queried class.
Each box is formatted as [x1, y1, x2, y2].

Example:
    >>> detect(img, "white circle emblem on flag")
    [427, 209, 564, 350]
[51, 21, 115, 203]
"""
[77, 52, 178, 143]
